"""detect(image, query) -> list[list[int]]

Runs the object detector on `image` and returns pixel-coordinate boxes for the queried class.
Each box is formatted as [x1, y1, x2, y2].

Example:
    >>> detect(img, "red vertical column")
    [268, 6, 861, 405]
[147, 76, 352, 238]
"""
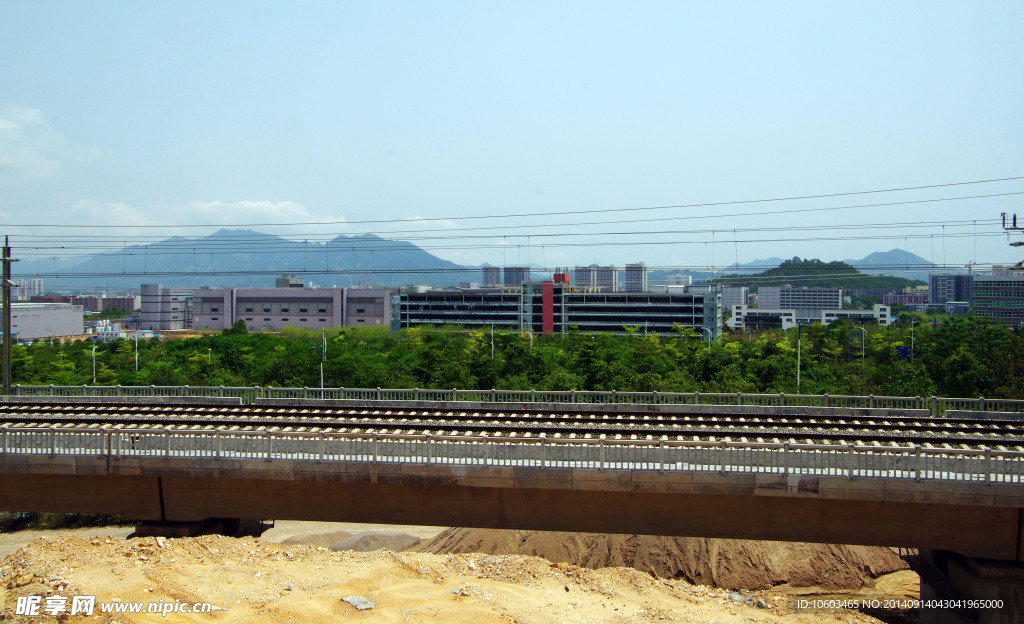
[542, 280, 554, 335]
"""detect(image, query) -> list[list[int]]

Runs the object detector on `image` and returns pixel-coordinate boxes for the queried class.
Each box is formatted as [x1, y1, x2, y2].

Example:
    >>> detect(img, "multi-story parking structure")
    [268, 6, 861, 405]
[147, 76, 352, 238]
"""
[392, 281, 721, 337]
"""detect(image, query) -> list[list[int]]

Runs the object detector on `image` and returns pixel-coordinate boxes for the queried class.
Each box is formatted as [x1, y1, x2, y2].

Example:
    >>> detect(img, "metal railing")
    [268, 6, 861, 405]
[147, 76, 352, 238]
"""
[1, 425, 1021, 485]
[8, 385, 1024, 417]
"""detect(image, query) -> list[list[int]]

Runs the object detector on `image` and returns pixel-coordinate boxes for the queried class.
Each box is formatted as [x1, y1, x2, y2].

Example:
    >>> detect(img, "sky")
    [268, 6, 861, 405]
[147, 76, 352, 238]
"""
[1, 1, 1023, 281]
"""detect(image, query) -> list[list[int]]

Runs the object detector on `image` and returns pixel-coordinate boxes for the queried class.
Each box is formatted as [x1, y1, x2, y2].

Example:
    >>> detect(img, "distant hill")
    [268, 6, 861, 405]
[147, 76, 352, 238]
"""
[21, 229, 482, 291]
[716, 257, 926, 292]
[722, 257, 786, 275]
[844, 249, 938, 282]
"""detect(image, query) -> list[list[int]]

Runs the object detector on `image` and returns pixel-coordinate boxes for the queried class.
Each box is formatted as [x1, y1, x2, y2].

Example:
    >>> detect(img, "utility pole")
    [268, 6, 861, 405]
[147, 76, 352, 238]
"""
[2, 237, 20, 396]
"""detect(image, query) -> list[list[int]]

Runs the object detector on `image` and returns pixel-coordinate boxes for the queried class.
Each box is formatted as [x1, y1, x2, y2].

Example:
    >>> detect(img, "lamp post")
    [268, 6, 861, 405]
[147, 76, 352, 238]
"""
[796, 323, 807, 392]
[909, 320, 920, 364]
[91, 345, 97, 384]
[310, 346, 324, 392]
[207, 348, 211, 364]
[854, 327, 867, 359]
[134, 331, 139, 372]
[700, 327, 713, 344]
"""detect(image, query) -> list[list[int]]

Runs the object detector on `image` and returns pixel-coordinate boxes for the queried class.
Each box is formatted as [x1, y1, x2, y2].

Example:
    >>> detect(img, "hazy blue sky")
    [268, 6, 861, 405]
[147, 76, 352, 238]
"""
[1, 1, 1023, 274]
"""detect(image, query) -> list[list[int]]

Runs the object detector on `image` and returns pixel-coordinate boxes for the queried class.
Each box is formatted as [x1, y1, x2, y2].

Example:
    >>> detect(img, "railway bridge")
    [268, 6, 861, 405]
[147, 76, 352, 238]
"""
[2, 386, 1024, 623]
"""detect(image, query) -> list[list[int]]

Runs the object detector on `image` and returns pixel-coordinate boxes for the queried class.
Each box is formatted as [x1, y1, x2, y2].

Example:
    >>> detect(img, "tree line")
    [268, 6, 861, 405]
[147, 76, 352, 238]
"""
[11, 316, 1024, 399]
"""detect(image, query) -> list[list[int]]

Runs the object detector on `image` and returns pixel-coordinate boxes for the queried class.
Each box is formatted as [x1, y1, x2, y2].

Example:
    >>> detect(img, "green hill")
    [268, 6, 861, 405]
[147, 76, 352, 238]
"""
[716, 257, 925, 292]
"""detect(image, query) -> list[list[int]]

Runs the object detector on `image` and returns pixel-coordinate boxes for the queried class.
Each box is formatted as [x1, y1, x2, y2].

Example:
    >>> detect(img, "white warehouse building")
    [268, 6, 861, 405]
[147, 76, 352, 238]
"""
[12, 303, 85, 340]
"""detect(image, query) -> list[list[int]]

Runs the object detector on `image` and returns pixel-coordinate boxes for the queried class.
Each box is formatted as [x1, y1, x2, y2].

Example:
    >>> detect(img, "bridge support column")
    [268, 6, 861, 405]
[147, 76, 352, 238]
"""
[918, 549, 1024, 624]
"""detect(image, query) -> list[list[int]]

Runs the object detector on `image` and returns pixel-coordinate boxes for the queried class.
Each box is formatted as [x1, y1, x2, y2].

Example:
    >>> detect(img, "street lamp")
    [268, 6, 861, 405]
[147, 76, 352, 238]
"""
[700, 327, 713, 344]
[207, 348, 211, 364]
[310, 347, 324, 391]
[91, 345, 97, 384]
[796, 323, 808, 392]
[854, 327, 867, 359]
[909, 320, 920, 364]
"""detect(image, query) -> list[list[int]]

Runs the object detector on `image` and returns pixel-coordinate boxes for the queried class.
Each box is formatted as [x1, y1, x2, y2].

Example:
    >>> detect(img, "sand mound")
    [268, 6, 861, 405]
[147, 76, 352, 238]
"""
[330, 530, 422, 552]
[418, 529, 908, 591]
[279, 530, 353, 548]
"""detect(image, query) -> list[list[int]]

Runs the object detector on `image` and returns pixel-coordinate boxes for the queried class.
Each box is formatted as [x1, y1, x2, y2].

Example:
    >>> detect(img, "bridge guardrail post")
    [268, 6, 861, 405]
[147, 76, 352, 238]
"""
[50, 426, 57, 457]
[980, 396, 986, 412]
[540, 436, 546, 469]
[0, 426, 6, 456]
[659, 439, 665, 474]
[783, 442, 790, 477]
[719, 441, 727, 475]
[426, 434, 433, 467]
[915, 446, 922, 482]
[164, 429, 171, 459]
[599, 436, 606, 472]
[984, 448, 992, 485]
[372, 433, 378, 465]
[869, 394, 875, 408]
[482, 434, 489, 468]
[847, 446, 854, 480]
[317, 432, 324, 463]
[264, 430, 272, 462]
[215, 430, 222, 460]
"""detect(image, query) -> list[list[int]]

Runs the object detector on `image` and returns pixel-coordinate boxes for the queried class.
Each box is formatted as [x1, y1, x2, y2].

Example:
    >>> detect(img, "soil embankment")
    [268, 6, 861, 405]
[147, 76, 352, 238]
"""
[419, 528, 909, 591]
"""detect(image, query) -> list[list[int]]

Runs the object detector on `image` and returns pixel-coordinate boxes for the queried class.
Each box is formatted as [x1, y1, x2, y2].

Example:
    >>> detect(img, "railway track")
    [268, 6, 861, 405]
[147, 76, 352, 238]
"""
[1, 401, 1022, 449]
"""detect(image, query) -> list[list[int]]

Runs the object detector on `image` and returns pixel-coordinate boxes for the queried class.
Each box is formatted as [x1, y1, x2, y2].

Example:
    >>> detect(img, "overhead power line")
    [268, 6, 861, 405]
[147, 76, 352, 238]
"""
[3, 176, 1022, 230]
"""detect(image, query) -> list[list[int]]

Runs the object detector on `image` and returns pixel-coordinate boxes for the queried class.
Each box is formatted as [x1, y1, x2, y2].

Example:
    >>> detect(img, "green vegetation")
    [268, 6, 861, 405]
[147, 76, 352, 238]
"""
[11, 318, 1024, 399]
[0, 512, 127, 532]
[717, 257, 925, 293]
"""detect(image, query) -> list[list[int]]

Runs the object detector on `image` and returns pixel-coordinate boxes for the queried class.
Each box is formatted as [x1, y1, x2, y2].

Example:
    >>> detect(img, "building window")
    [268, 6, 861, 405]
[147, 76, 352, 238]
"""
[299, 308, 307, 313]
[318, 308, 327, 313]
[246, 318, 253, 321]
[300, 318, 307, 321]
[264, 308, 271, 313]
[357, 319, 365, 323]
[356, 308, 365, 313]
[245, 308, 253, 313]
[264, 318, 270, 321]
[281, 308, 289, 313]
[282, 318, 289, 321]
[319, 318, 326, 322]
[211, 307, 219, 312]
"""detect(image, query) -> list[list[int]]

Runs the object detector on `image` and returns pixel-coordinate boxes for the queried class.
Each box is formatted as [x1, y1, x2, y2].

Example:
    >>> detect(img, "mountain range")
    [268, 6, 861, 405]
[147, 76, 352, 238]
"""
[18, 230, 942, 292]
[21, 229, 482, 291]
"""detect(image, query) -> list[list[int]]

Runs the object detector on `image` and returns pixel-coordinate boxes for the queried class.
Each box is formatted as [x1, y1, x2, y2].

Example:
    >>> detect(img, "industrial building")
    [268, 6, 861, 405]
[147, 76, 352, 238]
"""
[757, 286, 844, 310]
[972, 266, 1024, 326]
[13, 278, 43, 301]
[11, 303, 85, 340]
[624, 263, 648, 292]
[502, 266, 529, 286]
[190, 281, 391, 331]
[574, 265, 620, 292]
[482, 266, 501, 287]
[721, 286, 749, 312]
[140, 285, 194, 330]
[391, 281, 721, 337]
[727, 304, 893, 330]
[928, 273, 973, 304]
